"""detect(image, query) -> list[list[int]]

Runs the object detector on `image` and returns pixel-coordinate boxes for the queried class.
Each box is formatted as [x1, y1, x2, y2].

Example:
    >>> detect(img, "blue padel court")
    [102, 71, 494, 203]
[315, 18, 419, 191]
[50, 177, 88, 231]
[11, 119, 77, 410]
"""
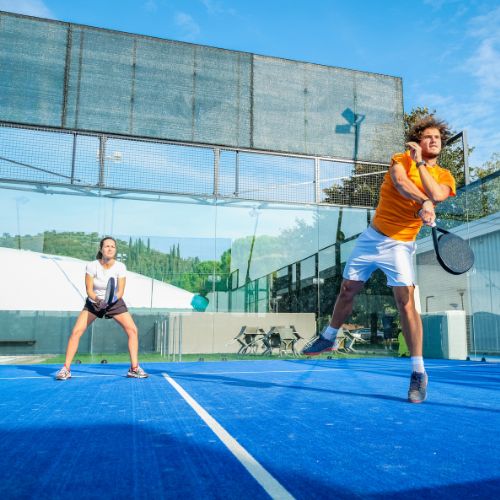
[1, 358, 499, 499]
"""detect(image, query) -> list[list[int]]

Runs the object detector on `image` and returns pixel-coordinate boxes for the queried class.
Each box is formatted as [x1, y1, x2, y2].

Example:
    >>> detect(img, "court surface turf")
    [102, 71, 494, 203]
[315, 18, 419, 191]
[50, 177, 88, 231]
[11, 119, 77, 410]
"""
[1, 358, 498, 499]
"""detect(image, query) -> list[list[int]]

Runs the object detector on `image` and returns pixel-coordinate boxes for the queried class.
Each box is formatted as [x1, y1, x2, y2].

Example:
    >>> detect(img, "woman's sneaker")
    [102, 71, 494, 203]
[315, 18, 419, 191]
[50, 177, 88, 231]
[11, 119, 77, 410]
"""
[55, 366, 71, 380]
[127, 365, 149, 378]
[408, 371, 428, 403]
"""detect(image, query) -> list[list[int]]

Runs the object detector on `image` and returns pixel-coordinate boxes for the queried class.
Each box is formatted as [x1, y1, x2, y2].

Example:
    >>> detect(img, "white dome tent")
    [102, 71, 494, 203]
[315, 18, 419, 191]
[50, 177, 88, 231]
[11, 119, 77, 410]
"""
[0, 247, 194, 311]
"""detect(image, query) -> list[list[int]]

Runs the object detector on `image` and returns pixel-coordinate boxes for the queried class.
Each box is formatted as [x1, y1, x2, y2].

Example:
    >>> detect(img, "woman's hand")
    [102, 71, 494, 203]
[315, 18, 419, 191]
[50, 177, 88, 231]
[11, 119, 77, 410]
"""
[92, 297, 106, 310]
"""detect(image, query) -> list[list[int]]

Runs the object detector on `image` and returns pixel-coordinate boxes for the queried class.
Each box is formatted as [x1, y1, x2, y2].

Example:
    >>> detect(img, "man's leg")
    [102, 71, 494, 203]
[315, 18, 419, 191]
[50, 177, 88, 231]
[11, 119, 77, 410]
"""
[392, 286, 422, 355]
[330, 279, 365, 328]
[303, 279, 364, 355]
[392, 286, 428, 403]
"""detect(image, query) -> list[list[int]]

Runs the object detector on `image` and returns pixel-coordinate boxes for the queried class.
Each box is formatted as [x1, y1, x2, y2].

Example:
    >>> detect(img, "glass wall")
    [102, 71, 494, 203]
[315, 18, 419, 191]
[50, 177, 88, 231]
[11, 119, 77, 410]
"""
[1, 175, 499, 362]
[0, 179, 400, 361]
[0, 130, 498, 364]
[416, 170, 500, 360]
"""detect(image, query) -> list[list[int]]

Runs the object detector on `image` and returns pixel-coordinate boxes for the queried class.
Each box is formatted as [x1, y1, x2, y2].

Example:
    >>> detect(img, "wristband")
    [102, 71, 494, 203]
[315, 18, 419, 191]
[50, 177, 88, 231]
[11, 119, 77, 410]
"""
[416, 161, 426, 167]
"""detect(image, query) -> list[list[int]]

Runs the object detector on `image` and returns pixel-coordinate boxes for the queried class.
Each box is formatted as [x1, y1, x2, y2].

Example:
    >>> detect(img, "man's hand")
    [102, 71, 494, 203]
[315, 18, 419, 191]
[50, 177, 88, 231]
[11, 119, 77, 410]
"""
[406, 142, 423, 163]
[418, 200, 435, 226]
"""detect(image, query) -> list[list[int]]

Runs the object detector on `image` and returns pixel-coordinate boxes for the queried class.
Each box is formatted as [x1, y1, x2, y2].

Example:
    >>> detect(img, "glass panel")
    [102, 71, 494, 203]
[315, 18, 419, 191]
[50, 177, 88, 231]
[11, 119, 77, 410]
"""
[1, 149, 498, 362]
[416, 172, 500, 361]
[0, 185, 219, 362]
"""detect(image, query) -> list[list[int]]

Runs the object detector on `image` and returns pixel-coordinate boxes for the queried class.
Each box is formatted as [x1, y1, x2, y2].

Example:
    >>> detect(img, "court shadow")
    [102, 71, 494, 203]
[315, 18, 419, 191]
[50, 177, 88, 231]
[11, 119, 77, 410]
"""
[162, 369, 408, 404]
[164, 367, 500, 413]
[0, 423, 357, 500]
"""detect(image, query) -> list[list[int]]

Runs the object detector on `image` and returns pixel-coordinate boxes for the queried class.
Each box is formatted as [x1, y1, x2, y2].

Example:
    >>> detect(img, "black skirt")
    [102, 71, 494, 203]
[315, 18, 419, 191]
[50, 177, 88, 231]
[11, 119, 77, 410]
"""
[84, 298, 128, 319]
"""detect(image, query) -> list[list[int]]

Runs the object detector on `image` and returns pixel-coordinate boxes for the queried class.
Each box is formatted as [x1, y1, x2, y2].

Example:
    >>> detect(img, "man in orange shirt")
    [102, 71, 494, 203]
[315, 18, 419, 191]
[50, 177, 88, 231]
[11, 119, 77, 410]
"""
[303, 116, 456, 403]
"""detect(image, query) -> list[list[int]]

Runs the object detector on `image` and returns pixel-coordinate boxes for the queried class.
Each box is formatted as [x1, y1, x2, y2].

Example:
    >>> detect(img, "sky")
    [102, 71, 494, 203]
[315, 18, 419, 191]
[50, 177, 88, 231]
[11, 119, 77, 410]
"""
[0, 0, 499, 169]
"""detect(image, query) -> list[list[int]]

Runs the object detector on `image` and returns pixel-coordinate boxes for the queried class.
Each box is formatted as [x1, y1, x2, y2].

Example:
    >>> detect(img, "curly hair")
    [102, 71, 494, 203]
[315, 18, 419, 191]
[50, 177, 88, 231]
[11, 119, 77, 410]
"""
[407, 115, 451, 144]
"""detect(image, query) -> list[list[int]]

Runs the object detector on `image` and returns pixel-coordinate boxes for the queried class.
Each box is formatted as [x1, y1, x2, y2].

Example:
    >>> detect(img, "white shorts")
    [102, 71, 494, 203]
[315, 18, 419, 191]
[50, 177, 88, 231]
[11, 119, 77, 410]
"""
[343, 226, 416, 287]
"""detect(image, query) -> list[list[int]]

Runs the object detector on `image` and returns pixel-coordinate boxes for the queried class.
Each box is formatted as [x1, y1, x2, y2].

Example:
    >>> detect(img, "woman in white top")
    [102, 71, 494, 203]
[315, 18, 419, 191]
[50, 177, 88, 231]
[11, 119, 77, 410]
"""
[56, 237, 148, 380]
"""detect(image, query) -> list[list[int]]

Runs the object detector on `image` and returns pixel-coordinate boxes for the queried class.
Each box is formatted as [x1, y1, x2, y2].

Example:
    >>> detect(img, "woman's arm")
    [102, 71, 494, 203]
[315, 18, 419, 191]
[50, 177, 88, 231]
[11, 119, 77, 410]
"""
[85, 274, 99, 302]
[116, 276, 126, 300]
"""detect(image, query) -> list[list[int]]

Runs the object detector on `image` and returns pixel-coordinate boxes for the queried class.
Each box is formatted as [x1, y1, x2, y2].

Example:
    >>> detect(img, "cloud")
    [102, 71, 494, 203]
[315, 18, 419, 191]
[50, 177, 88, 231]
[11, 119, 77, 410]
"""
[466, 6, 500, 99]
[144, 0, 157, 13]
[200, 0, 237, 16]
[422, 0, 463, 11]
[414, 6, 500, 166]
[0, 0, 54, 18]
[175, 12, 200, 40]
[459, 6, 500, 164]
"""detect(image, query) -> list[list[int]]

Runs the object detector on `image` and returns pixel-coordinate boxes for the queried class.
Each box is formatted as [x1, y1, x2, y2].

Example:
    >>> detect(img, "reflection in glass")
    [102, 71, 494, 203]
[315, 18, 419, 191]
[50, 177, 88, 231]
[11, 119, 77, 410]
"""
[1, 169, 499, 361]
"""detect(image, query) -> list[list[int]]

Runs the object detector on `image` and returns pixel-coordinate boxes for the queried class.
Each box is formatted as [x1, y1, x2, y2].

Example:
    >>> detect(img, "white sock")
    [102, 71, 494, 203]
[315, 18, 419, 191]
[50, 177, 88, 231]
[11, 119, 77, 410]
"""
[411, 356, 425, 374]
[322, 326, 338, 341]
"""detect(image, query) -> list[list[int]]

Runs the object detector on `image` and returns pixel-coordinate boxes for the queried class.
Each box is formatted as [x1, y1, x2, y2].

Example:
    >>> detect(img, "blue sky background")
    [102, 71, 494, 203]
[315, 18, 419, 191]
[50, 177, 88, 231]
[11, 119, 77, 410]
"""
[1, 0, 499, 168]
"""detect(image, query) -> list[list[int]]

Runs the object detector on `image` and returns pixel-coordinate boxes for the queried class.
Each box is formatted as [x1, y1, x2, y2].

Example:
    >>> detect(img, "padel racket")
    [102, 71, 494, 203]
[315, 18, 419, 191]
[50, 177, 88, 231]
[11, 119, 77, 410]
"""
[104, 277, 116, 306]
[431, 224, 474, 275]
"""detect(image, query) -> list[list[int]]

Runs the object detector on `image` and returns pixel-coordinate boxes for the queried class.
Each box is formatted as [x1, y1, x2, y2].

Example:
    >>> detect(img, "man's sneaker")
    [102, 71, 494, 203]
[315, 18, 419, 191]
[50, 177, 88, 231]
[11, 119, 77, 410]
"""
[302, 335, 338, 356]
[56, 366, 71, 380]
[408, 371, 428, 403]
[127, 365, 149, 378]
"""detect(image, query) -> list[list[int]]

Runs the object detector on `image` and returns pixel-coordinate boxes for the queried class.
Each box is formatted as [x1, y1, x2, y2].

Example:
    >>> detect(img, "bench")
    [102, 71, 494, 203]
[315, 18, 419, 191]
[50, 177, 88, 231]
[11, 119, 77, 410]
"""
[0, 340, 37, 346]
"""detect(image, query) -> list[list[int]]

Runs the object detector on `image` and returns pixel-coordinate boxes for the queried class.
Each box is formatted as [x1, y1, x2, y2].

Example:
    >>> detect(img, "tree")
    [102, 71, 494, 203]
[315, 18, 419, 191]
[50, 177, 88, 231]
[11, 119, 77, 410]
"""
[472, 152, 500, 180]
[322, 165, 384, 207]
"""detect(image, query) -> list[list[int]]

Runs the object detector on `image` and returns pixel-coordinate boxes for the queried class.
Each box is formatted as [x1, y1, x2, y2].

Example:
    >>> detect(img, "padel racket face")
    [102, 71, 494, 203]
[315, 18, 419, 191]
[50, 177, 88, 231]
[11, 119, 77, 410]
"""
[432, 227, 474, 275]
[104, 277, 115, 306]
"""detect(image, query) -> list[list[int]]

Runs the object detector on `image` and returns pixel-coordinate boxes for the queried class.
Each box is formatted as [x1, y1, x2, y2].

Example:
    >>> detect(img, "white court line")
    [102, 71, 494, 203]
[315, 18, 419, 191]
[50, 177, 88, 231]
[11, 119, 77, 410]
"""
[162, 373, 295, 500]
[0, 374, 119, 380]
[164, 364, 493, 377]
[0, 363, 493, 381]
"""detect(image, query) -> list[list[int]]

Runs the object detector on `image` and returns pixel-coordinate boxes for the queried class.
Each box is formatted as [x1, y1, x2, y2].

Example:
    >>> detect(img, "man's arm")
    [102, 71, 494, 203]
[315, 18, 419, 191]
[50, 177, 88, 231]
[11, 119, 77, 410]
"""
[405, 141, 452, 202]
[390, 162, 436, 226]
[417, 165, 451, 202]
[390, 162, 432, 204]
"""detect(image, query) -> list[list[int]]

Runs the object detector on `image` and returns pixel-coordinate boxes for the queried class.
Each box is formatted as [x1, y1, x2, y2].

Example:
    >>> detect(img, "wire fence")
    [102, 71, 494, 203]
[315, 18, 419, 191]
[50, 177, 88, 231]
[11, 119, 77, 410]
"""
[0, 122, 391, 208]
[0, 10, 404, 163]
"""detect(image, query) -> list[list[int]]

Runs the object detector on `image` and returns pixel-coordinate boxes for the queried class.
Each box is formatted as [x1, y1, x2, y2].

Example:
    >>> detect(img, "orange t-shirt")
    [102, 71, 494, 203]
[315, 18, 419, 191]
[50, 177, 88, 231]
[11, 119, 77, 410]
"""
[372, 151, 456, 241]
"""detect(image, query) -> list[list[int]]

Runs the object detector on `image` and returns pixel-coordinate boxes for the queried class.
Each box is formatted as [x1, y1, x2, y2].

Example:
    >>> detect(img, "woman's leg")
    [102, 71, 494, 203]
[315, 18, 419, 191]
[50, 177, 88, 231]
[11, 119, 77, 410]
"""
[64, 310, 97, 368]
[113, 312, 139, 367]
